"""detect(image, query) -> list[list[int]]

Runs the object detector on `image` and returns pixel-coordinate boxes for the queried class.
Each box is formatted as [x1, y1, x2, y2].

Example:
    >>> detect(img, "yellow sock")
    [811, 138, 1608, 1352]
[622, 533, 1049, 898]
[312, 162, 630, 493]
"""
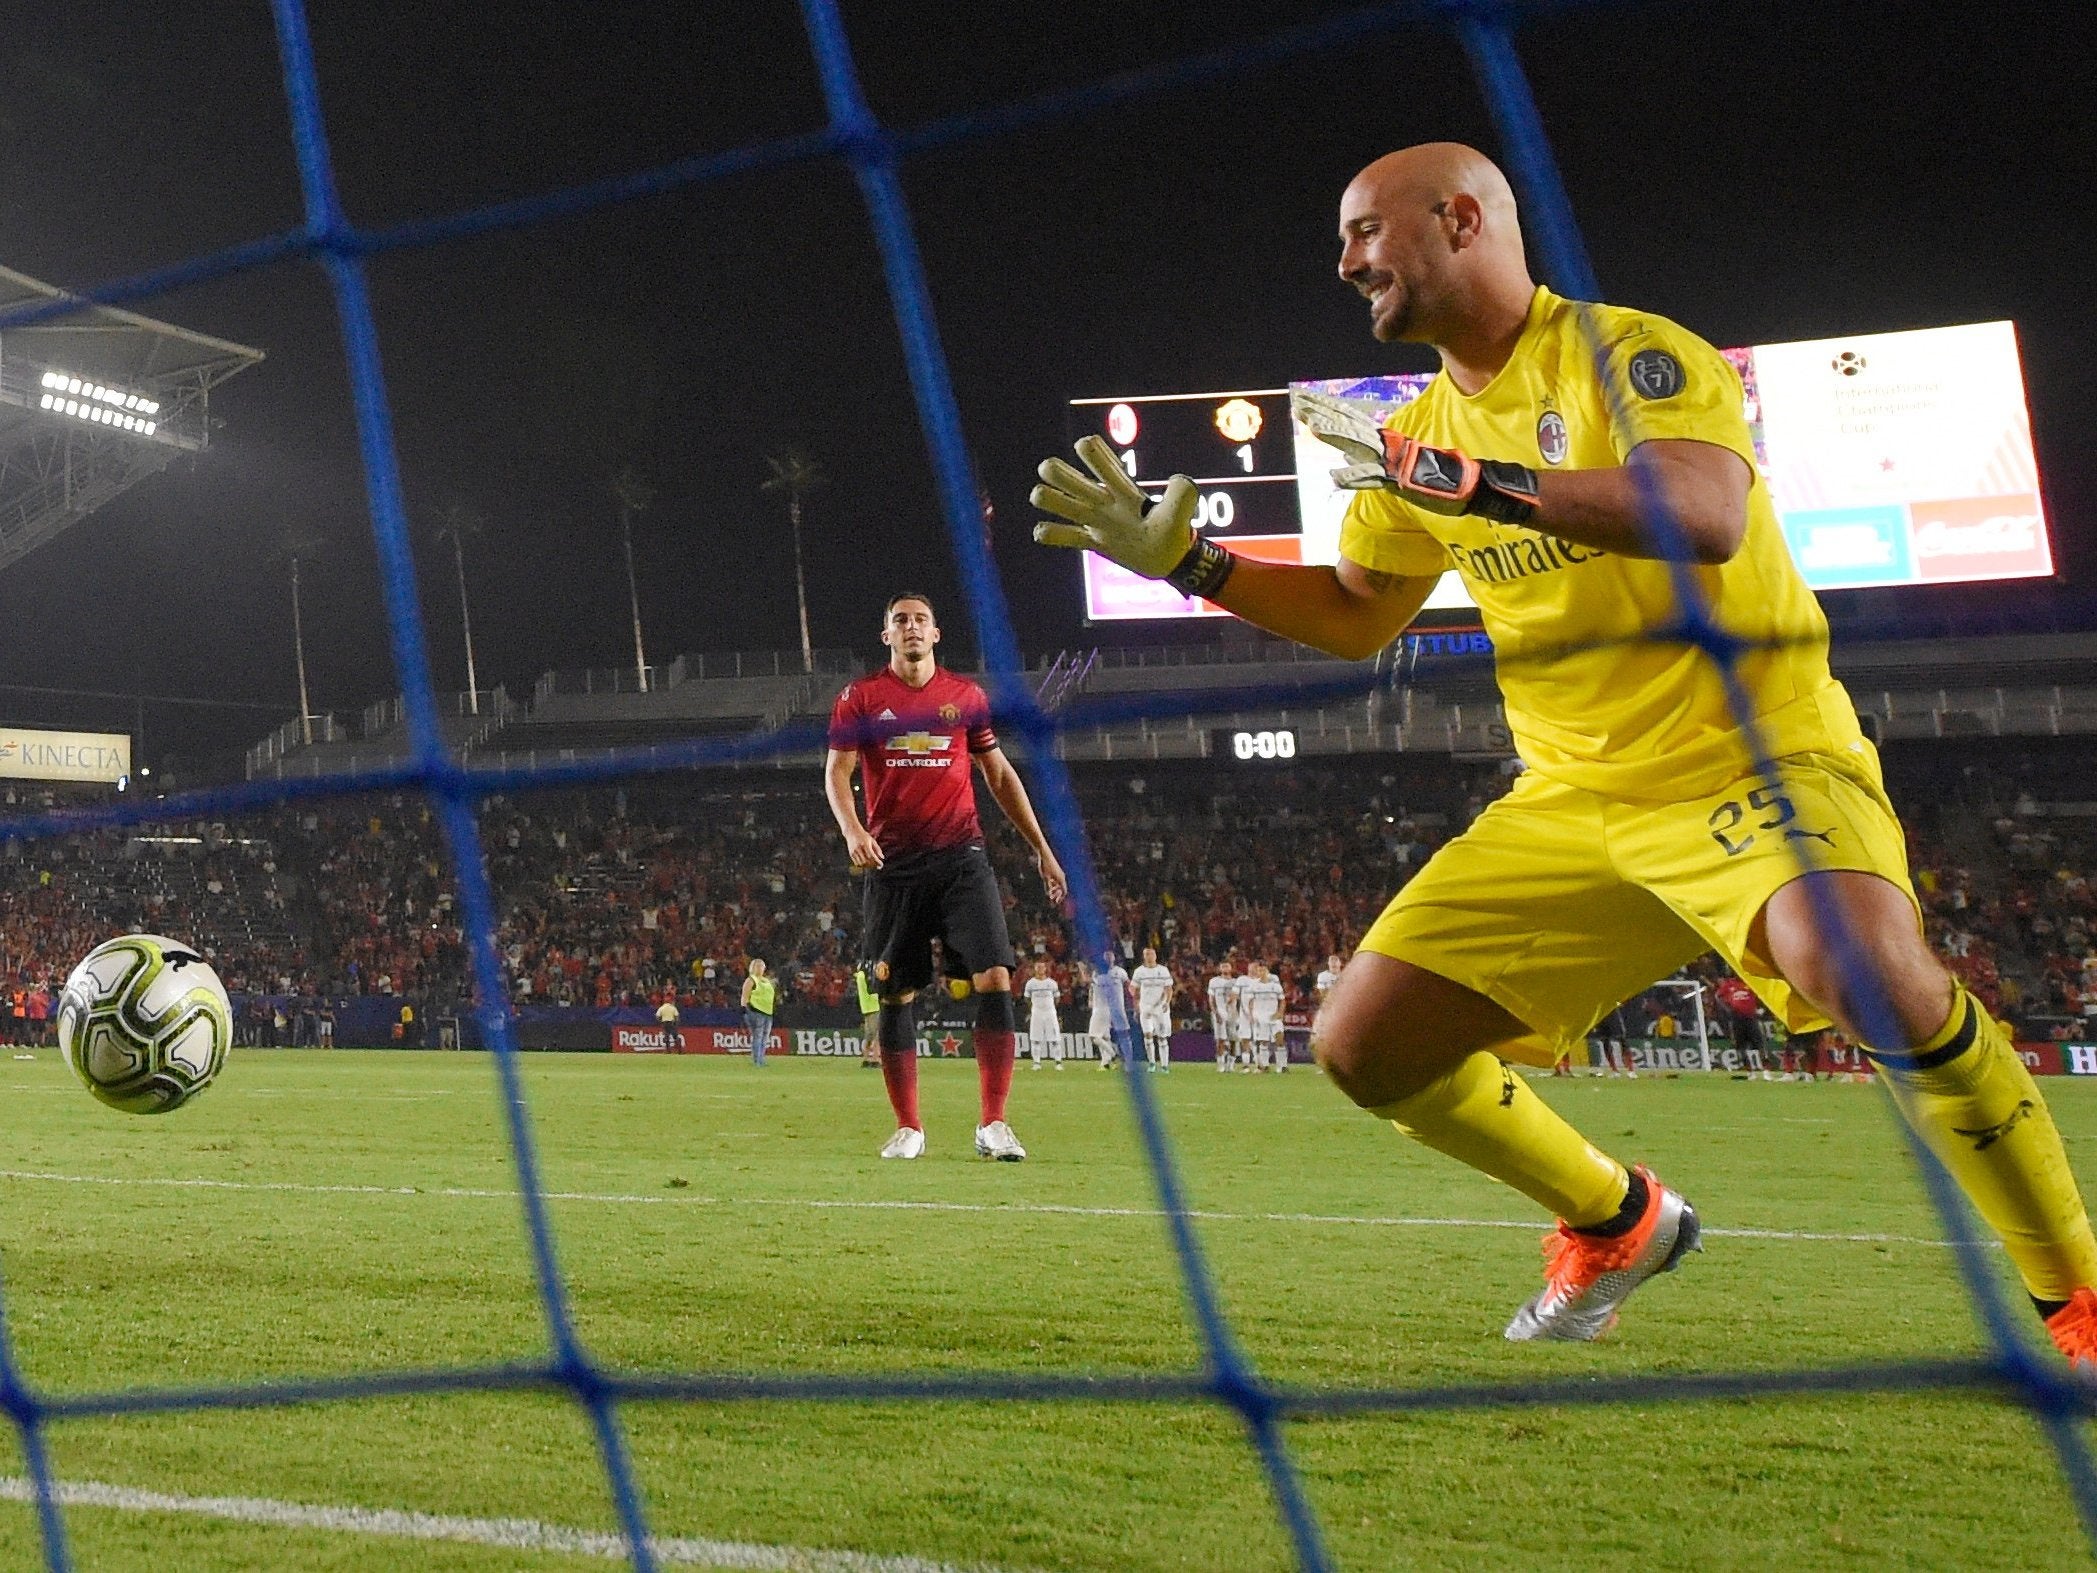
[1373, 1051, 1628, 1226]
[1872, 987, 2097, 1302]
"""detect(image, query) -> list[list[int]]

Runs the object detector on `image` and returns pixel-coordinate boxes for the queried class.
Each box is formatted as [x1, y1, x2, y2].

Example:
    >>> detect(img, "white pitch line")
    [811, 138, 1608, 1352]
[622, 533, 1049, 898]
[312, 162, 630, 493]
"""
[0, 1476, 1015, 1573]
[0, 1168, 1989, 1249]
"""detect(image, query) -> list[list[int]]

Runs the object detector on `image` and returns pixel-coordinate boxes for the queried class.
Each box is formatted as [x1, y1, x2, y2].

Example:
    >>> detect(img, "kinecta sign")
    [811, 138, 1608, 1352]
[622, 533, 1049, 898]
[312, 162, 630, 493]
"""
[0, 727, 131, 784]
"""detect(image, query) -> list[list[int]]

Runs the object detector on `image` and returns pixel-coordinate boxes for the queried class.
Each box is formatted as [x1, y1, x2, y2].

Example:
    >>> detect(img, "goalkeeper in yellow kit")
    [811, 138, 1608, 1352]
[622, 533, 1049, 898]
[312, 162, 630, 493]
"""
[1031, 142, 2097, 1357]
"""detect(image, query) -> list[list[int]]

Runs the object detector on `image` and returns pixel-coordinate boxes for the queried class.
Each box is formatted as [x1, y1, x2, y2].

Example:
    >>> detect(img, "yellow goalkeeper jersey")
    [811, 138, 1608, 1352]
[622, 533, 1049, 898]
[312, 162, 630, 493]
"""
[1339, 285, 1862, 802]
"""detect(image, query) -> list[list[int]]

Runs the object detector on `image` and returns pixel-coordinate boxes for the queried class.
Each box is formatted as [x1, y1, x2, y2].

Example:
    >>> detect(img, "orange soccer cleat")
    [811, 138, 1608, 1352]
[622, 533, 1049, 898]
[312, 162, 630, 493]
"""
[1504, 1166, 1701, 1342]
[2045, 1288, 2097, 1369]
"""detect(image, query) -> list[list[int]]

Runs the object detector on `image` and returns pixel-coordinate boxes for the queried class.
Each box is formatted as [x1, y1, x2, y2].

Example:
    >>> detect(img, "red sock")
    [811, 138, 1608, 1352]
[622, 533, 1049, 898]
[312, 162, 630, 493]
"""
[975, 1029, 1016, 1124]
[880, 1049, 921, 1131]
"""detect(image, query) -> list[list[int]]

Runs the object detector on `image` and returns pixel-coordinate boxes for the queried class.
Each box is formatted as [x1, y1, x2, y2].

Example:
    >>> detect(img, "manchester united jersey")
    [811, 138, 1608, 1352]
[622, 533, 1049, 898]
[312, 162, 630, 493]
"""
[1339, 285, 1862, 802]
[828, 665, 998, 869]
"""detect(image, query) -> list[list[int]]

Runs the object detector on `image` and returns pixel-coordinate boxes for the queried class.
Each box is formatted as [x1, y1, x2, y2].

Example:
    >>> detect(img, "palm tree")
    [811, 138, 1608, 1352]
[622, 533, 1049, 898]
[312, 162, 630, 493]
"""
[761, 447, 825, 675]
[277, 525, 327, 746]
[611, 467, 656, 692]
[432, 503, 487, 714]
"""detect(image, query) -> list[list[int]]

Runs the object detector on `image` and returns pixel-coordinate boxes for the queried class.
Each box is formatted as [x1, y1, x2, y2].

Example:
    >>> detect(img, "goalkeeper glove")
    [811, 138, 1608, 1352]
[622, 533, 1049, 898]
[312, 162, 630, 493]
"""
[1294, 388, 1540, 525]
[1031, 436, 1236, 598]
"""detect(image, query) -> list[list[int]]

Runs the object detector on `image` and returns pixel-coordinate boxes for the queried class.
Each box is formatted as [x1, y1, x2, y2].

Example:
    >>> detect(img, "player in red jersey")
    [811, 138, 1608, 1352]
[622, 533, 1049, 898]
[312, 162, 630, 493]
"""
[825, 592, 1068, 1161]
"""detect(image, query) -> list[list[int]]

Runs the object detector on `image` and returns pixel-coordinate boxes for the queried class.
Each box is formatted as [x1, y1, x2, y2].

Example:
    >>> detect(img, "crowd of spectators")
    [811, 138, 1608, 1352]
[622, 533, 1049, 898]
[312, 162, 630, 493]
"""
[1, 818, 309, 1029]
[985, 760, 1488, 1018]
[8, 745, 2097, 1042]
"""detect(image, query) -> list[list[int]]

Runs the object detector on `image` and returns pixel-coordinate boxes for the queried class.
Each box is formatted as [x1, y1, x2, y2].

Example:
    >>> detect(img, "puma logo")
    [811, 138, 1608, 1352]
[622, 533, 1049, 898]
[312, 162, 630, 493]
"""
[1499, 1065, 1518, 1108]
[1954, 1099, 2035, 1152]
[1784, 826, 1837, 847]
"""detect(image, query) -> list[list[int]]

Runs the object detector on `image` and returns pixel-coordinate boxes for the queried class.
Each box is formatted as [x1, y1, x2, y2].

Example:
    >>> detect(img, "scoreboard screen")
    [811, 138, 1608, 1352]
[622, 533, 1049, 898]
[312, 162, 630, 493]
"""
[1065, 388, 1475, 620]
[1066, 320, 2052, 622]
[1065, 391, 1298, 621]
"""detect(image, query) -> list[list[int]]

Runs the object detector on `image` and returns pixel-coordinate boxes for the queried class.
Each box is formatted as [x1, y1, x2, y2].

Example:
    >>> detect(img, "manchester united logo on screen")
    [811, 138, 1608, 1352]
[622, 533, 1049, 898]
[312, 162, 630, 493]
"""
[1213, 398, 1264, 443]
[939, 703, 960, 724]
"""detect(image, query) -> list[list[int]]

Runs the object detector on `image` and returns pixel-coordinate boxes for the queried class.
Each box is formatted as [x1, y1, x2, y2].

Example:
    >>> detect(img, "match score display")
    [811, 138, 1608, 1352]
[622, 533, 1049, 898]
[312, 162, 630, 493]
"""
[1066, 391, 1299, 622]
[1066, 320, 2053, 622]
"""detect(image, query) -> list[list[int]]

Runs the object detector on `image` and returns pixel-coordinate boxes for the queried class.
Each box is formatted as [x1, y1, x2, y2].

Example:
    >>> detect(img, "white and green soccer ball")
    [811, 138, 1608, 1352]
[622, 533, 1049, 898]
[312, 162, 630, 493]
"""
[57, 934, 232, 1114]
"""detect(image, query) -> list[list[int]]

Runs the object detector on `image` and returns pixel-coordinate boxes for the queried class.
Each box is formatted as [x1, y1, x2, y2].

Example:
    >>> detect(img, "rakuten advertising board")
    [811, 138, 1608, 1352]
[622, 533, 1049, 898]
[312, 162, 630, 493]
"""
[611, 1026, 957, 1056]
[612, 1025, 760, 1054]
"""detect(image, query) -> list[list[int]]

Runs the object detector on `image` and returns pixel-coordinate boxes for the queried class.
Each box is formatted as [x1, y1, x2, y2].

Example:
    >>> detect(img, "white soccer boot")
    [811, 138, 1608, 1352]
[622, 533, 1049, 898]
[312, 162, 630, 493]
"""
[974, 1120, 1027, 1161]
[1504, 1167, 1700, 1342]
[878, 1126, 925, 1160]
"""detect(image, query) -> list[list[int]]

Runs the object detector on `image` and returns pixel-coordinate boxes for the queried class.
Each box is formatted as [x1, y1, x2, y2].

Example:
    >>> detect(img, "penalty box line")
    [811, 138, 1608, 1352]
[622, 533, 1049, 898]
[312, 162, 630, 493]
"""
[0, 1474, 1015, 1572]
[0, 1168, 1992, 1250]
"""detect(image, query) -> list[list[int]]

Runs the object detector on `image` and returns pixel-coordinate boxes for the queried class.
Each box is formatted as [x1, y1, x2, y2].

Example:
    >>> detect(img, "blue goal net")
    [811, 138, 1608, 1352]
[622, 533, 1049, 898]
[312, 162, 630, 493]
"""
[0, 1, 2091, 1568]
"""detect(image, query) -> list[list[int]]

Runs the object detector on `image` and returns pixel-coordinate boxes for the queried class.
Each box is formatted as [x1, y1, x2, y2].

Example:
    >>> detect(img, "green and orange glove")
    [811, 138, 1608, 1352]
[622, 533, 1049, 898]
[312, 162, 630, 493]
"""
[1294, 389, 1540, 525]
[1031, 436, 1236, 598]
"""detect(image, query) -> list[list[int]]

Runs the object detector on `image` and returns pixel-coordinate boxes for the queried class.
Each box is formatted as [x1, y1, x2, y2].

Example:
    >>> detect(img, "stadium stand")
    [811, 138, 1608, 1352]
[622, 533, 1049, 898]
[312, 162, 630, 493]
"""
[23, 734, 2097, 1057]
[241, 628, 2097, 782]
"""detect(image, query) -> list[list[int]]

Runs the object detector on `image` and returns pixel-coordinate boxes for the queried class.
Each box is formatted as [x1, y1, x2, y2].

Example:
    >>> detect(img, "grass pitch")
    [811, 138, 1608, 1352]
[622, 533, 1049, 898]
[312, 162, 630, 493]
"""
[0, 1049, 2091, 1571]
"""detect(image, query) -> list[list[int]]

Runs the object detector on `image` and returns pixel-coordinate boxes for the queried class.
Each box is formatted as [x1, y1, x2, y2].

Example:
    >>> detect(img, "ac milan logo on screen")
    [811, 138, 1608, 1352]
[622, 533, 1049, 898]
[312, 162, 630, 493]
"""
[1831, 350, 1867, 377]
[1536, 410, 1568, 465]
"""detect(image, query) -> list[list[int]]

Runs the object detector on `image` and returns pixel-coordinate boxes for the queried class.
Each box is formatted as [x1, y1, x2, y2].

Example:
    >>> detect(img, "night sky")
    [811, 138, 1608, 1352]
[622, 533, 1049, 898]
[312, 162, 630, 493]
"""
[1, 1, 2089, 767]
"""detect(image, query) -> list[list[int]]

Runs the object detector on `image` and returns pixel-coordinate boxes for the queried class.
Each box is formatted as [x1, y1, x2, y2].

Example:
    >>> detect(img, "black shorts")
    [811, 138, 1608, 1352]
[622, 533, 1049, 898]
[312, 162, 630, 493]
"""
[860, 845, 1017, 995]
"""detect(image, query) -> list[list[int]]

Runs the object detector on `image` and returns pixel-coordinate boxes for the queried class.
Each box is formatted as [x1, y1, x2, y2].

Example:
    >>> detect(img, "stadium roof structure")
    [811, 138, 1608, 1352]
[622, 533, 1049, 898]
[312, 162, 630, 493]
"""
[0, 262, 264, 572]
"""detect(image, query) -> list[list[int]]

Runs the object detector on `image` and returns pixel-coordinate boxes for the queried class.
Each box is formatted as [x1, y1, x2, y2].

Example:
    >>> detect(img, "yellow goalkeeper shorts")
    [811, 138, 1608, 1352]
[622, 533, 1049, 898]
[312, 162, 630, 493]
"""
[1359, 741, 1916, 1066]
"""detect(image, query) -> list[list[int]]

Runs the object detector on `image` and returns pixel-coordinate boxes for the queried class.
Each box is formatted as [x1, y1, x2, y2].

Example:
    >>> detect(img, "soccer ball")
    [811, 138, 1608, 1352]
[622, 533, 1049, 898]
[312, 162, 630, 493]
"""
[57, 934, 232, 1114]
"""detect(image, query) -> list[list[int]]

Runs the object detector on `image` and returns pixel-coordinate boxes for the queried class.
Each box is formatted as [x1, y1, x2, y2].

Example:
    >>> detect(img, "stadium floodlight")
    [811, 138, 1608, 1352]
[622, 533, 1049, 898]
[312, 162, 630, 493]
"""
[35, 367, 162, 431]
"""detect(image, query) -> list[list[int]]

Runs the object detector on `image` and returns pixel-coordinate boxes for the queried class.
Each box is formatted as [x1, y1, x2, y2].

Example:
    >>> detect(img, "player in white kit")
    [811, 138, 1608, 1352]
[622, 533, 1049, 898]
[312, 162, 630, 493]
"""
[1207, 960, 1243, 1073]
[1241, 961, 1286, 1071]
[1131, 946, 1175, 1072]
[1022, 959, 1063, 1069]
[1314, 952, 1344, 1007]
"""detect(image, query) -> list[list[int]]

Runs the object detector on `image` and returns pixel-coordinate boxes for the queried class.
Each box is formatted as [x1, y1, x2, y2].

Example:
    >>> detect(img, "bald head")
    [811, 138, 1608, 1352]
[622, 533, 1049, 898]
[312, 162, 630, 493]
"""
[1338, 143, 1532, 349]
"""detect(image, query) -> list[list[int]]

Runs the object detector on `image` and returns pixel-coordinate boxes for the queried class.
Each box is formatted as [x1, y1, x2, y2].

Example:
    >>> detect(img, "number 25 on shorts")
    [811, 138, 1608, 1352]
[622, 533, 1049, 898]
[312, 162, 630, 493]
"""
[1707, 785, 1796, 858]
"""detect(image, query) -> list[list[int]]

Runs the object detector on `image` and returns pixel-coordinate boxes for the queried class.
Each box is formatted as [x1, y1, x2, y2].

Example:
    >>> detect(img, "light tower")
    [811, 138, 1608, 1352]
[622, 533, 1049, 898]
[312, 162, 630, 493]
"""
[611, 468, 655, 694]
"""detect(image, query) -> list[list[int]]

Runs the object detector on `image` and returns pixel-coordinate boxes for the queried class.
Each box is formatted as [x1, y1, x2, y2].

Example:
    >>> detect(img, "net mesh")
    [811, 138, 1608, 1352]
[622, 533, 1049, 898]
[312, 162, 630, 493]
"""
[0, 2, 2091, 1569]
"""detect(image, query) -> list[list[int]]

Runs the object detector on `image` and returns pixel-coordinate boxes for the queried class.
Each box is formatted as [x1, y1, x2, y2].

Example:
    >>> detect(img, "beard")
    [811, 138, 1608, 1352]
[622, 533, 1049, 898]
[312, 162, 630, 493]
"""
[1369, 278, 1417, 343]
